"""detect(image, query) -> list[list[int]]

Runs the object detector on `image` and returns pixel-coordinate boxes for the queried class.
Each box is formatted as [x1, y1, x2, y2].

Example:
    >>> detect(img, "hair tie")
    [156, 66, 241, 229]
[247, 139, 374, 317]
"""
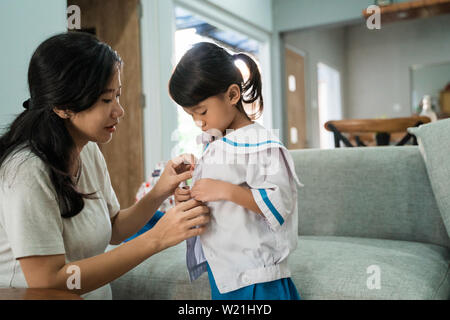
[22, 99, 32, 110]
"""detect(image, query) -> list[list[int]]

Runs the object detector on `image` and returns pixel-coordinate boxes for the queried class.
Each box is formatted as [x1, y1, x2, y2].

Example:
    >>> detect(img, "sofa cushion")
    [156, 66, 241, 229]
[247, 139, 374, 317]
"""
[290, 236, 449, 300]
[109, 235, 449, 300]
[109, 242, 210, 300]
[408, 119, 450, 237]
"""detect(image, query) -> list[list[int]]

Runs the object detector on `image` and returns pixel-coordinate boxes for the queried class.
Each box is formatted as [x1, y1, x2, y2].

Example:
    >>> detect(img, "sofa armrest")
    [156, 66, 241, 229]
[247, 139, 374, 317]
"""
[290, 146, 450, 248]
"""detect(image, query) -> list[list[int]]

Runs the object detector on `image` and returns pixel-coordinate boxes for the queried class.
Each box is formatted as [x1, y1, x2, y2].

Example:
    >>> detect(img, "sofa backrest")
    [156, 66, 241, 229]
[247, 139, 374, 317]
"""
[290, 146, 450, 248]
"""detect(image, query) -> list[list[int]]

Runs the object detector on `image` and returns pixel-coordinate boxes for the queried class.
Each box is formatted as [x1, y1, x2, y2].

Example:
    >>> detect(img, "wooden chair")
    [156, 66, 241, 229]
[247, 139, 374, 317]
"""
[324, 116, 431, 148]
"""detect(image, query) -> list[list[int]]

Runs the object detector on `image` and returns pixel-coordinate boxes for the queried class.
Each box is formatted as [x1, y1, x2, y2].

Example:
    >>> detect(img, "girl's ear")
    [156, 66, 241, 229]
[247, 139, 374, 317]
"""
[226, 84, 241, 105]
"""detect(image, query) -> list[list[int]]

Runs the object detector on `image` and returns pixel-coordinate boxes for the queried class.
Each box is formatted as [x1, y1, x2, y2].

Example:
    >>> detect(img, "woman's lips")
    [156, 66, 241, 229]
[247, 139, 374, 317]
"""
[105, 125, 116, 133]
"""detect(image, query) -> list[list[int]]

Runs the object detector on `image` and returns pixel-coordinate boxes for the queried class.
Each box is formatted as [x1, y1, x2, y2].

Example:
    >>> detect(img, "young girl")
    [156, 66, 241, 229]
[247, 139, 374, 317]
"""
[169, 42, 302, 300]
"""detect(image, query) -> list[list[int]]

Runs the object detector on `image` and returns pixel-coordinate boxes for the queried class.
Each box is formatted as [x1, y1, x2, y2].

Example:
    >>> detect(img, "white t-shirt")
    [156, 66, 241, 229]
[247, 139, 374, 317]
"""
[0, 142, 120, 300]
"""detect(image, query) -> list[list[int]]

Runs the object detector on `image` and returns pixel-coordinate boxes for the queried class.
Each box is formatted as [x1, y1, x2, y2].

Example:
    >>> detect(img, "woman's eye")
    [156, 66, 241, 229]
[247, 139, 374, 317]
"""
[200, 110, 207, 115]
[102, 99, 112, 104]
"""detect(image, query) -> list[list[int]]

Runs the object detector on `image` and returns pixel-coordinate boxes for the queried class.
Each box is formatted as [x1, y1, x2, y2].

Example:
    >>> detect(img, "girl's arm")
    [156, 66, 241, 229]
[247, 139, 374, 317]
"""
[190, 179, 262, 215]
[19, 199, 209, 296]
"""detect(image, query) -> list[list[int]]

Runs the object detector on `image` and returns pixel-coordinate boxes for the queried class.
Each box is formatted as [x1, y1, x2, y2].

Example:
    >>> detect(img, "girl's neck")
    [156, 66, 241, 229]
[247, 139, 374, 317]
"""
[226, 112, 253, 133]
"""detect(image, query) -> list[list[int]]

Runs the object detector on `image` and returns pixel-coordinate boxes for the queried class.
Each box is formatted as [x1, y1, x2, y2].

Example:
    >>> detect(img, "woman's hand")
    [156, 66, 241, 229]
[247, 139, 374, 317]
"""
[174, 186, 192, 205]
[190, 178, 231, 202]
[153, 154, 196, 199]
[146, 199, 210, 251]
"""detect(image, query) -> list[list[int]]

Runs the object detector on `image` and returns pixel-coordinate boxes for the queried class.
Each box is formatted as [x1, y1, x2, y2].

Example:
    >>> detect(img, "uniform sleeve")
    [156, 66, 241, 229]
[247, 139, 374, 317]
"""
[0, 159, 66, 259]
[246, 147, 298, 232]
[91, 143, 121, 219]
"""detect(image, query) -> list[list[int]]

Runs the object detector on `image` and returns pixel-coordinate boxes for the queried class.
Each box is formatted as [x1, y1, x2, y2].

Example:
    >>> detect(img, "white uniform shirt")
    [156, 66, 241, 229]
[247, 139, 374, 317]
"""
[186, 122, 303, 293]
[0, 142, 120, 300]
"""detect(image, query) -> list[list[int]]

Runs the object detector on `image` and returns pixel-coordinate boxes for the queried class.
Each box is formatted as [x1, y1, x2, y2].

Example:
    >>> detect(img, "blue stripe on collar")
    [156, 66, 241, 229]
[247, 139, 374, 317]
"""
[258, 189, 284, 225]
[222, 137, 283, 147]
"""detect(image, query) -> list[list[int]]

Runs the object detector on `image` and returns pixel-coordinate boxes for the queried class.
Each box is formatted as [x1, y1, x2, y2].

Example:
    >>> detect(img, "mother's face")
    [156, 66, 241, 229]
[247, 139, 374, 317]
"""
[55, 67, 124, 149]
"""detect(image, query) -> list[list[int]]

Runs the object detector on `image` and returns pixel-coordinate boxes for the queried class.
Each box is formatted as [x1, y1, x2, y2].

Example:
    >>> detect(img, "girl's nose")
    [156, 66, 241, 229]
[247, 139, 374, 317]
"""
[195, 120, 205, 128]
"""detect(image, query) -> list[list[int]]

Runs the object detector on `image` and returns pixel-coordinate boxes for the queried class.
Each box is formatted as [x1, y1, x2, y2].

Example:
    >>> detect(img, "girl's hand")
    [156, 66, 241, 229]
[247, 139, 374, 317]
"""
[191, 179, 231, 202]
[153, 154, 196, 199]
[174, 186, 192, 205]
[147, 199, 210, 251]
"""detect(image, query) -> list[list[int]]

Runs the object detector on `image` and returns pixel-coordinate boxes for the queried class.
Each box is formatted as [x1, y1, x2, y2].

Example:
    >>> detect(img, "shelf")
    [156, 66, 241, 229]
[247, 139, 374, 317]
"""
[363, 0, 450, 24]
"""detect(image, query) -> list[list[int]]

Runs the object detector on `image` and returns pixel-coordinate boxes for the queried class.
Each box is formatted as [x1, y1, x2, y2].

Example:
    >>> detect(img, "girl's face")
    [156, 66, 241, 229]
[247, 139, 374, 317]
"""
[182, 85, 241, 135]
[56, 67, 124, 150]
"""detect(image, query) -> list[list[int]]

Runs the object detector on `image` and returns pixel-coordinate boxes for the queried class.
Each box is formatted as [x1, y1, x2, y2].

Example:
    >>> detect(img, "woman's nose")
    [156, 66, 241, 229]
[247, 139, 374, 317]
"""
[113, 102, 125, 120]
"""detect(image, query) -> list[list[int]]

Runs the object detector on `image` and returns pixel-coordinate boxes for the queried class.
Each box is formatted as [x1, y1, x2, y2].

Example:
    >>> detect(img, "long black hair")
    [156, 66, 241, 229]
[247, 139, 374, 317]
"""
[168, 42, 263, 120]
[0, 32, 122, 218]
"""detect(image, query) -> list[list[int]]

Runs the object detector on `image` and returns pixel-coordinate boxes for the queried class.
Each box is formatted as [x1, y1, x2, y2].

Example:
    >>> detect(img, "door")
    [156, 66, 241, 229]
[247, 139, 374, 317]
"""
[68, 0, 144, 208]
[284, 48, 307, 149]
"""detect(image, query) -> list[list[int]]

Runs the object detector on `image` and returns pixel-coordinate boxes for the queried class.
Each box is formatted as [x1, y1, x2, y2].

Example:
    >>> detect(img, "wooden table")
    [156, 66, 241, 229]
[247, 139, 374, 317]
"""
[0, 288, 82, 300]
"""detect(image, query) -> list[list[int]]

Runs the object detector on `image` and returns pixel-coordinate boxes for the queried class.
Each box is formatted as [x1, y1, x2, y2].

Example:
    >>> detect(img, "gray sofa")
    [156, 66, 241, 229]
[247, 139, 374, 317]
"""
[109, 146, 450, 299]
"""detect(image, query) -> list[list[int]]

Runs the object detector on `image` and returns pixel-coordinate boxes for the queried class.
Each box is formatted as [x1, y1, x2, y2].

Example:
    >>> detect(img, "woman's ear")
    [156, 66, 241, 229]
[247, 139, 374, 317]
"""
[53, 107, 73, 119]
[226, 84, 241, 106]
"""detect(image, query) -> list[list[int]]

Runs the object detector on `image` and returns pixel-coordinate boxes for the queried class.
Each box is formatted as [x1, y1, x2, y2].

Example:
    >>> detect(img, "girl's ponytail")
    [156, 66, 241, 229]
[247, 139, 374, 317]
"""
[233, 53, 264, 120]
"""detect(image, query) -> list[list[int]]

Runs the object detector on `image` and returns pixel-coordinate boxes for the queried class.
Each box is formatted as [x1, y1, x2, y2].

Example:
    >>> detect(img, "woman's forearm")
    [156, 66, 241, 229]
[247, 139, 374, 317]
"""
[21, 230, 162, 296]
[110, 187, 167, 244]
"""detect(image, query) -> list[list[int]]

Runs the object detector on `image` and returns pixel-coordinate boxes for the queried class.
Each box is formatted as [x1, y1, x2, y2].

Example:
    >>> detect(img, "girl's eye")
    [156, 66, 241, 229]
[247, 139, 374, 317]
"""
[200, 110, 207, 115]
[102, 99, 112, 104]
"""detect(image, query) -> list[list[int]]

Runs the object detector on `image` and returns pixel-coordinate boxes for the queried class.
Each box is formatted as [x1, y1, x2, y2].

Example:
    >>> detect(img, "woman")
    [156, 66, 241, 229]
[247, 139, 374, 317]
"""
[0, 32, 209, 300]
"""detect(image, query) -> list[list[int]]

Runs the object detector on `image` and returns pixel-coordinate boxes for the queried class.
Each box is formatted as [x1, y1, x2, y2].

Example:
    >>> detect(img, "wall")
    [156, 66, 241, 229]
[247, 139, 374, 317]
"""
[0, 0, 68, 134]
[283, 27, 347, 148]
[273, 0, 372, 32]
[273, 0, 412, 32]
[346, 14, 450, 119]
[206, 0, 273, 32]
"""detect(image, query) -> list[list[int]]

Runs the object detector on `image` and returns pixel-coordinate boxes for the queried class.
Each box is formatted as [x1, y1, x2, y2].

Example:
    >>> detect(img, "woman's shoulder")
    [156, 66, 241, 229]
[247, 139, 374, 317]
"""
[0, 145, 50, 188]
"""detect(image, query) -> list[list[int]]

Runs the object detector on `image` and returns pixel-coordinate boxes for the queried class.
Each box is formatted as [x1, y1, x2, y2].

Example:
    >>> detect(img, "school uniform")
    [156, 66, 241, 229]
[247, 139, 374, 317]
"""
[186, 122, 303, 300]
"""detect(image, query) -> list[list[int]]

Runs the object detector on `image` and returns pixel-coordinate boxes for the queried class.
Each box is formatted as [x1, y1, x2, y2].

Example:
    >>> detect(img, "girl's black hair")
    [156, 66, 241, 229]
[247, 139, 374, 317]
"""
[0, 32, 122, 218]
[168, 42, 263, 120]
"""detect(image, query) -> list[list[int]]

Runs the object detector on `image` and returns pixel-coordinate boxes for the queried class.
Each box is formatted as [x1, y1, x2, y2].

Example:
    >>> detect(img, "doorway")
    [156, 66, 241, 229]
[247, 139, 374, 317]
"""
[173, 6, 263, 158]
[67, 0, 144, 208]
[284, 47, 307, 149]
[317, 62, 343, 149]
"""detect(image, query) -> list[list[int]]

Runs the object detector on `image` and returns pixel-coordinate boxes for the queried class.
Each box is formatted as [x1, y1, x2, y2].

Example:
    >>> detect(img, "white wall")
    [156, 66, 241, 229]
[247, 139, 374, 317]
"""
[273, 0, 372, 32]
[346, 14, 450, 119]
[205, 0, 273, 32]
[0, 0, 67, 134]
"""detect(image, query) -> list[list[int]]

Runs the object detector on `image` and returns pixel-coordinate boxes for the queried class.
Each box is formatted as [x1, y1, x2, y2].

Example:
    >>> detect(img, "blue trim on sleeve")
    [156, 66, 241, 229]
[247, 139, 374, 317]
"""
[222, 137, 283, 148]
[258, 189, 284, 226]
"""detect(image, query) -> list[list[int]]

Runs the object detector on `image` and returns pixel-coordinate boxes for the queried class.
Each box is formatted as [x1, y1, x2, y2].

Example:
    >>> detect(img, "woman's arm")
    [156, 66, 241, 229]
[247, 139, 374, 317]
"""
[18, 199, 209, 296]
[109, 154, 196, 244]
[190, 179, 263, 215]
[109, 186, 167, 245]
